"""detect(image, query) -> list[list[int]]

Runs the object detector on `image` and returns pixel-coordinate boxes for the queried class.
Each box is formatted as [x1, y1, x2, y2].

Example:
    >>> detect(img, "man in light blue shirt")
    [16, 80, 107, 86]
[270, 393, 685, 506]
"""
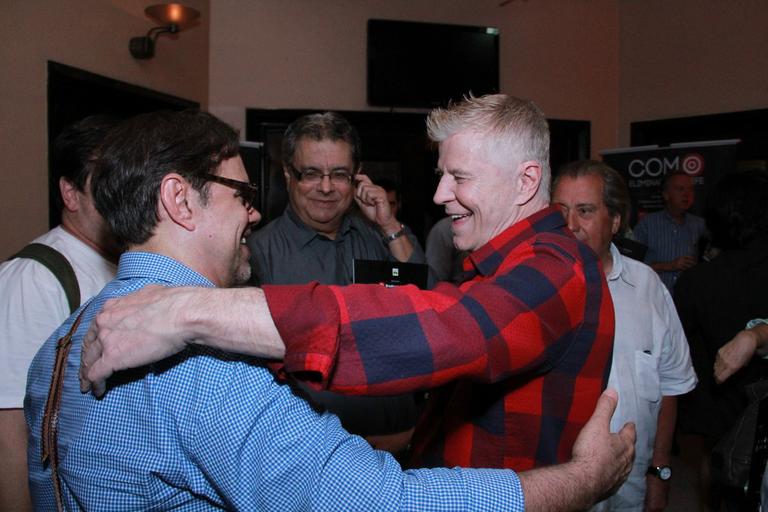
[27, 110, 634, 511]
[633, 172, 706, 291]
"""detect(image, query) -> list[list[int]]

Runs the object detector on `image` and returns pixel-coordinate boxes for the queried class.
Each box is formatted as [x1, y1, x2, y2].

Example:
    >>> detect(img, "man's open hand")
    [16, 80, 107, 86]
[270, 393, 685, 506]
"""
[79, 285, 191, 397]
[571, 388, 636, 501]
[518, 389, 636, 511]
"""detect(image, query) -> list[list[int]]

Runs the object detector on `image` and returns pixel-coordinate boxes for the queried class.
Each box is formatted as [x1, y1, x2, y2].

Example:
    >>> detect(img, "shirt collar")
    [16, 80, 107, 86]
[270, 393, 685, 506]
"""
[284, 203, 353, 247]
[116, 251, 215, 288]
[607, 242, 636, 287]
[467, 205, 568, 277]
[662, 209, 693, 226]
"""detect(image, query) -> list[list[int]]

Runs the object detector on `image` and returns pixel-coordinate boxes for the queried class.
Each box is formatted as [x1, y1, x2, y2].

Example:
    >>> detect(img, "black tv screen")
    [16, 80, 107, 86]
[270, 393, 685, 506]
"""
[367, 19, 500, 108]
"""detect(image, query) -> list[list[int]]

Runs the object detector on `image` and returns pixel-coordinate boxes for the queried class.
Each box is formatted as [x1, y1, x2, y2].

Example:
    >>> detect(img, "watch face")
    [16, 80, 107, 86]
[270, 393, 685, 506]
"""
[659, 466, 672, 480]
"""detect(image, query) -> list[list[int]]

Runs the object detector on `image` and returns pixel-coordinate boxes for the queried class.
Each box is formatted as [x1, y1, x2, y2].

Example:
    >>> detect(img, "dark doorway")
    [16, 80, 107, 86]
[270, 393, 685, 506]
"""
[47, 62, 198, 227]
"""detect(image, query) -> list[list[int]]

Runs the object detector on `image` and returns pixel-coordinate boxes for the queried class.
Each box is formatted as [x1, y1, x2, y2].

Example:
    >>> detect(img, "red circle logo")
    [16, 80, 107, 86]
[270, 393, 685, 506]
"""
[681, 153, 705, 176]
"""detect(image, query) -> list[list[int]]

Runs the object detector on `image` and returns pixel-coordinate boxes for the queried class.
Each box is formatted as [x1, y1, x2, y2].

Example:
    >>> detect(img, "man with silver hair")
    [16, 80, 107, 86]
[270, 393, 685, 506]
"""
[80, 95, 629, 509]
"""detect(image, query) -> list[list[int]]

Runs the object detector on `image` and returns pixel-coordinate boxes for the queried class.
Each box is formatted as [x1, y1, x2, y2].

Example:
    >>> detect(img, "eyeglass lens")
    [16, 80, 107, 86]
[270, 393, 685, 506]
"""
[293, 166, 353, 184]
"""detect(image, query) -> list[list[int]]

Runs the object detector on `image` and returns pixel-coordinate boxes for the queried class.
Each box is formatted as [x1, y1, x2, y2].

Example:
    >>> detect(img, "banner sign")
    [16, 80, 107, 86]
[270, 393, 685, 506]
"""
[600, 140, 739, 227]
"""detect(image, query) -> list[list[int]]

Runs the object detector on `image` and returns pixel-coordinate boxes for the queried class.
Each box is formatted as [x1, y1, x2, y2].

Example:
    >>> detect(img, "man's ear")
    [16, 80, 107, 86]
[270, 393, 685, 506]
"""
[611, 214, 621, 236]
[59, 178, 81, 213]
[283, 165, 293, 187]
[159, 173, 195, 231]
[514, 161, 542, 205]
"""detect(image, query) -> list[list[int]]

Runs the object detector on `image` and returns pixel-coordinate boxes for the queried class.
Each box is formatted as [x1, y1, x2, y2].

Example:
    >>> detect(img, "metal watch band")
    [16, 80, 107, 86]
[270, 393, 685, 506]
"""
[383, 224, 406, 244]
[646, 465, 672, 480]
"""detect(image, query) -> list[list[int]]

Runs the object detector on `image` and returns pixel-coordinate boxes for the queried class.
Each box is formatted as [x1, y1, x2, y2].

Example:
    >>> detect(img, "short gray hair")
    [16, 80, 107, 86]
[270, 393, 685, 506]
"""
[426, 94, 551, 196]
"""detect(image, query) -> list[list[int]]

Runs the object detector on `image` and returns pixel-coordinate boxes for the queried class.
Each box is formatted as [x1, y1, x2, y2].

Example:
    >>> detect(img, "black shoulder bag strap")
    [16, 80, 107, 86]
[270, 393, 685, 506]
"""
[9, 243, 81, 314]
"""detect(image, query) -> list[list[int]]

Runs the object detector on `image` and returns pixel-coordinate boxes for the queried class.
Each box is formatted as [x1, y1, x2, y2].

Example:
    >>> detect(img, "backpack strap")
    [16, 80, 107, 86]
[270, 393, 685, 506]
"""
[10, 243, 80, 314]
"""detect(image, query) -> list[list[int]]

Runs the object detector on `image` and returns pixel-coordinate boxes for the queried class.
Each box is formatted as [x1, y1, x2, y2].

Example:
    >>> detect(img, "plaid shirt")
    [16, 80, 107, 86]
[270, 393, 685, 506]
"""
[264, 206, 615, 470]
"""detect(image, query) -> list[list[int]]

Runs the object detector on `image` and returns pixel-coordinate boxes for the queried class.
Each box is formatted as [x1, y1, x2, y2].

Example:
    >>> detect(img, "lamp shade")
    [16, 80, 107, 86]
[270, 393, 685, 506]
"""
[144, 3, 200, 28]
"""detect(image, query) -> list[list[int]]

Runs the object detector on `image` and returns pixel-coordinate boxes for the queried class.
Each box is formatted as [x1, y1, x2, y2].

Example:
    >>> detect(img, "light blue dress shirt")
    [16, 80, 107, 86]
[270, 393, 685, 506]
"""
[632, 210, 706, 291]
[25, 251, 523, 511]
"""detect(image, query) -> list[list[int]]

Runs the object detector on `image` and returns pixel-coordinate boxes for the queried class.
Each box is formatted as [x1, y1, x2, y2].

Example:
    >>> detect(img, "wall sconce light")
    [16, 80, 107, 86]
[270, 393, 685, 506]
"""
[129, 3, 201, 59]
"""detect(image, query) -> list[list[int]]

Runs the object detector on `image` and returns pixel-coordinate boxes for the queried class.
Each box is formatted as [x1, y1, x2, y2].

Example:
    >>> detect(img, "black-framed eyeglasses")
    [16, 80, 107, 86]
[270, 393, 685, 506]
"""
[202, 174, 259, 210]
[289, 164, 355, 185]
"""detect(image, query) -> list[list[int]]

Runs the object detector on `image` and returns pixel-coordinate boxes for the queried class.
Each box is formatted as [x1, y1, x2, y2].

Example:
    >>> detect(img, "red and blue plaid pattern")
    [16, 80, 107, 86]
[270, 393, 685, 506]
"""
[265, 205, 614, 470]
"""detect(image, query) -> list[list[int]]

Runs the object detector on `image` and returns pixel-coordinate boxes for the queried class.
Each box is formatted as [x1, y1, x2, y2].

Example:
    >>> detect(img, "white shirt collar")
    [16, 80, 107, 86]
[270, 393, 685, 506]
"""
[607, 242, 636, 288]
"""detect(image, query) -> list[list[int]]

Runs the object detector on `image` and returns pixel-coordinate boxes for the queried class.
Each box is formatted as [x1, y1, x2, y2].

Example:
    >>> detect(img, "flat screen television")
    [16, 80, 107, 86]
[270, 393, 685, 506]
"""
[367, 19, 500, 108]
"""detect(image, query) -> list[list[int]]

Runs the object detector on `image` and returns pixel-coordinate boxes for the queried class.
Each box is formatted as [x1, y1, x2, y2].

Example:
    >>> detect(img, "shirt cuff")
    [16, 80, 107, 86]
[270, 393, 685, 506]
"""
[402, 467, 524, 511]
[262, 282, 341, 385]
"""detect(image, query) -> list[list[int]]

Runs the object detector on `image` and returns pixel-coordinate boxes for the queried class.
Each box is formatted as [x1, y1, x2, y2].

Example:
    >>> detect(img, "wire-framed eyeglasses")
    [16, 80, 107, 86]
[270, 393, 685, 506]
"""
[289, 164, 355, 185]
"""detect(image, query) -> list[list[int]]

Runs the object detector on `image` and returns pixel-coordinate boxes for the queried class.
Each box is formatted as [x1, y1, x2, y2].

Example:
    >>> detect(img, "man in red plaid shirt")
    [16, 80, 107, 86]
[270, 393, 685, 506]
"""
[83, 95, 615, 472]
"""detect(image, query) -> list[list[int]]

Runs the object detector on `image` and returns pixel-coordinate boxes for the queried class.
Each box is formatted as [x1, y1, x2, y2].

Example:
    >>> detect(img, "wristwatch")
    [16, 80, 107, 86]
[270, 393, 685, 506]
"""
[646, 465, 672, 481]
[382, 224, 406, 244]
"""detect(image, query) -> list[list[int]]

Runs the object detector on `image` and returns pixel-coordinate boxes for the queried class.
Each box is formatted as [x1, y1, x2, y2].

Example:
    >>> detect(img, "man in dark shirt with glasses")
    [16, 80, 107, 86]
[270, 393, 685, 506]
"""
[247, 112, 424, 286]
[247, 112, 425, 454]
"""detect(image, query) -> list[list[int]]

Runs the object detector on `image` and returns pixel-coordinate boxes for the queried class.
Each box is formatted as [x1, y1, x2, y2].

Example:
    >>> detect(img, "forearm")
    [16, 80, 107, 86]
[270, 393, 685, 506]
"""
[650, 261, 674, 273]
[380, 220, 414, 262]
[519, 461, 600, 511]
[386, 233, 414, 262]
[184, 287, 285, 359]
[652, 396, 677, 466]
[645, 396, 676, 511]
[747, 321, 768, 356]
[715, 321, 768, 383]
